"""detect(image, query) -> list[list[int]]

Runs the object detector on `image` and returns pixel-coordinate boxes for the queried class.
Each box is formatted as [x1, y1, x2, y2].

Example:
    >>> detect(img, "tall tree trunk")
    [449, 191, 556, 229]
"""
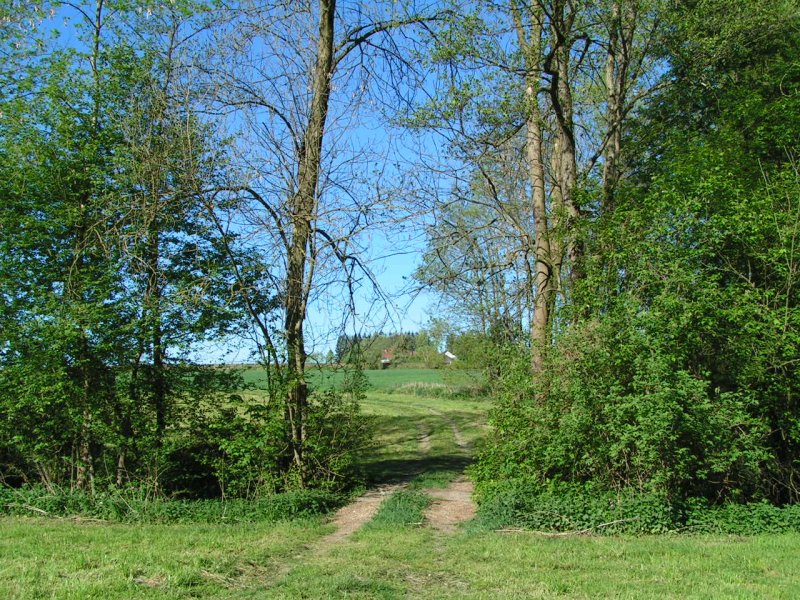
[76, 407, 95, 494]
[511, 0, 552, 373]
[557, 55, 581, 287]
[75, 297, 97, 495]
[71, 182, 95, 494]
[547, 0, 581, 298]
[73, 0, 106, 496]
[284, 0, 336, 484]
[603, 0, 622, 212]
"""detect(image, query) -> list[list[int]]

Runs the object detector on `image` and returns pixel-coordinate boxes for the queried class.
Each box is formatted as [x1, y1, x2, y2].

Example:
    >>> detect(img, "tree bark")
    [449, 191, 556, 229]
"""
[146, 226, 167, 448]
[511, 0, 552, 373]
[72, 0, 107, 496]
[284, 0, 336, 484]
[551, 1, 581, 289]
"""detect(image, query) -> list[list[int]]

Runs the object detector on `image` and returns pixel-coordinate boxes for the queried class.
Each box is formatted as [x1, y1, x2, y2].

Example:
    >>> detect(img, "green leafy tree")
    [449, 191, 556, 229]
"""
[476, 0, 800, 504]
[0, 3, 130, 490]
[0, 1, 254, 496]
[413, 0, 665, 370]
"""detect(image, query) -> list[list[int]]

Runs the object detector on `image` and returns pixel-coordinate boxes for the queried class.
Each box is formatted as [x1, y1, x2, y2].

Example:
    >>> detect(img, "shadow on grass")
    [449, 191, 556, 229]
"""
[363, 454, 473, 486]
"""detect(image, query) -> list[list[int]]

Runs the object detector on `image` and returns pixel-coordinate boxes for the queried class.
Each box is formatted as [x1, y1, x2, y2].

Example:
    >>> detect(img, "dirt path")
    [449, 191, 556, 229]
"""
[423, 476, 476, 533]
[316, 406, 475, 549]
[314, 411, 434, 548]
[316, 482, 406, 548]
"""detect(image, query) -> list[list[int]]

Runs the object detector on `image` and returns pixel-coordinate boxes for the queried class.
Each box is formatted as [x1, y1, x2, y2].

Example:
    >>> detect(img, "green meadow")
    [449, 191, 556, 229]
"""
[240, 364, 481, 392]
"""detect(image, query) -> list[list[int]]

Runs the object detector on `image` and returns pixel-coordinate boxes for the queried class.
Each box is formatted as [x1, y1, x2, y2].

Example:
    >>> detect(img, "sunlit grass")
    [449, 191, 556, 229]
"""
[0, 517, 330, 599]
[4, 515, 799, 599]
[358, 391, 486, 485]
[267, 529, 800, 599]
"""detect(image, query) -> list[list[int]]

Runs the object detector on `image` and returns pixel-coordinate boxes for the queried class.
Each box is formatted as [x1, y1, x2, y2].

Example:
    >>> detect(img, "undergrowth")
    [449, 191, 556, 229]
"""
[0, 485, 344, 524]
[473, 480, 800, 535]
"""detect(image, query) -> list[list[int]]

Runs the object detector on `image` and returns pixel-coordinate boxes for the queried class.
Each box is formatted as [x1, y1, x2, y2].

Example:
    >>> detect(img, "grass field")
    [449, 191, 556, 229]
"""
[241, 364, 483, 393]
[2, 369, 800, 599]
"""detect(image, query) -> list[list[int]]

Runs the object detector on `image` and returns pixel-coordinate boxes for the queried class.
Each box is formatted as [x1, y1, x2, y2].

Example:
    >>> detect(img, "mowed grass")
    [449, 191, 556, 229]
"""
[3, 369, 800, 599]
[3, 516, 799, 599]
[358, 391, 487, 485]
[0, 518, 330, 599]
[272, 529, 800, 599]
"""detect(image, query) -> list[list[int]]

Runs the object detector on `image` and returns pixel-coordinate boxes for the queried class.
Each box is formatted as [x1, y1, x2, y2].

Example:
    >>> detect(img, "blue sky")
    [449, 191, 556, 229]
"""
[37, 1, 448, 363]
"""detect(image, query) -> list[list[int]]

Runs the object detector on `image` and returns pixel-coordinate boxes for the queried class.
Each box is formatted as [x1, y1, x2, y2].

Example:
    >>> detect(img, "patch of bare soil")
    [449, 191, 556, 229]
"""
[423, 477, 476, 533]
[320, 483, 406, 546]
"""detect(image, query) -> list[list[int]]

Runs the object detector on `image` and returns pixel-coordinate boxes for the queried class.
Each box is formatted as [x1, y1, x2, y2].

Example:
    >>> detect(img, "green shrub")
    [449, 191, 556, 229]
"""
[161, 392, 287, 499]
[475, 315, 769, 503]
[684, 499, 800, 535]
[473, 481, 678, 534]
[301, 387, 373, 492]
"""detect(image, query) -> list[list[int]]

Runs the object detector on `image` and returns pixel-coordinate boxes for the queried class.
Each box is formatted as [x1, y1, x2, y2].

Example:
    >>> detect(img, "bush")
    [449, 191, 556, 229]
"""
[473, 481, 679, 534]
[474, 314, 769, 503]
[300, 386, 373, 492]
[161, 392, 287, 499]
[684, 499, 800, 535]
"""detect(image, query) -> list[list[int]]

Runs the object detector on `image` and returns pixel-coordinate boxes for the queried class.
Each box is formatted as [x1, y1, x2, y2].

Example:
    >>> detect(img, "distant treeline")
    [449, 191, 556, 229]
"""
[334, 330, 489, 369]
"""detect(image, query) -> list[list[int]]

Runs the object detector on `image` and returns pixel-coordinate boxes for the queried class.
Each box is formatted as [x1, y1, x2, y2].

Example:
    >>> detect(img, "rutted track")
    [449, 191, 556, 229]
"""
[313, 406, 435, 548]
[427, 407, 470, 450]
[315, 482, 409, 549]
[315, 399, 477, 548]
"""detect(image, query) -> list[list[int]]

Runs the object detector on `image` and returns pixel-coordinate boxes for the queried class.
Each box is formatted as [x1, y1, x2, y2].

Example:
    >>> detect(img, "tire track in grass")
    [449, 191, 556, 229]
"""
[264, 400, 477, 594]
[426, 407, 470, 450]
[313, 410, 435, 550]
[417, 410, 476, 533]
[368, 396, 476, 451]
[417, 420, 433, 453]
[271, 398, 476, 595]
[318, 482, 408, 546]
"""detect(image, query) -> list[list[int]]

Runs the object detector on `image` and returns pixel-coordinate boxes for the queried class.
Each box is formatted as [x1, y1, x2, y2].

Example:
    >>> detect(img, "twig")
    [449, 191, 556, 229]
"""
[8, 503, 50, 516]
[6, 503, 106, 523]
